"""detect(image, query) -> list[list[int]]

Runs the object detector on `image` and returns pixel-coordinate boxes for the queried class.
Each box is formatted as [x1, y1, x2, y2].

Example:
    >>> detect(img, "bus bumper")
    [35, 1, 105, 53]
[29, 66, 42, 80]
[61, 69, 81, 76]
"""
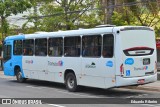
[115, 73, 157, 87]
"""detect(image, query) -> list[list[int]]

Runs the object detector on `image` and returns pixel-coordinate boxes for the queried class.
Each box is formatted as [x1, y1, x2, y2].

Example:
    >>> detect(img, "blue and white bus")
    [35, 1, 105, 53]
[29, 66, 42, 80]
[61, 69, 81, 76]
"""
[3, 26, 157, 91]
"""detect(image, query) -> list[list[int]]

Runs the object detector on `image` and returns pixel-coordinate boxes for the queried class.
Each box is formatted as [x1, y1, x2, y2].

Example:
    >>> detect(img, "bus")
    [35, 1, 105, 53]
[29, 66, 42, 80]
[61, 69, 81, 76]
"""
[3, 26, 157, 92]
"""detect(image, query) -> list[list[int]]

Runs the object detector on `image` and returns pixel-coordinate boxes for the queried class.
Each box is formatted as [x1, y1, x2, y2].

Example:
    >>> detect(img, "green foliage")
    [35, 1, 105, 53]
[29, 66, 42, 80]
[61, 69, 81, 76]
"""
[111, 11, 128, 26]
[111, 0, 160, 37]
[0, 0, 31, 17]
[29, 0, 101, 31]
[0, 0, 159, 38]
[0, 0, 32, 39]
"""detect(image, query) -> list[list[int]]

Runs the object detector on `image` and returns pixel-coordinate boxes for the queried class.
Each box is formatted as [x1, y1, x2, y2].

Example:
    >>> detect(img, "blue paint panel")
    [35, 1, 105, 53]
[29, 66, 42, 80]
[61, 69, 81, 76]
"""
[4, 34, 25, 41]
[3, 35, 25, 78]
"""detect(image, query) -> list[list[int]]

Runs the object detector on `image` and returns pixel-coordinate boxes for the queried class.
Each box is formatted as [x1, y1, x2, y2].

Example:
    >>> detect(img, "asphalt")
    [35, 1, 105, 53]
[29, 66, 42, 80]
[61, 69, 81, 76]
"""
[0, 71, 160, 92]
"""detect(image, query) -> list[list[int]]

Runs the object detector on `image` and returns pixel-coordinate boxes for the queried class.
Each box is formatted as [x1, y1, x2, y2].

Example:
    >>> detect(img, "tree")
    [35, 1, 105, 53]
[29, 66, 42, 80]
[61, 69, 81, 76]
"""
[111, 0, 160, 36]
[37, 0, 98, 31]
[100, 0, 115, 24]
[0, 0, 31, 40]
[25, 0, 53, 30]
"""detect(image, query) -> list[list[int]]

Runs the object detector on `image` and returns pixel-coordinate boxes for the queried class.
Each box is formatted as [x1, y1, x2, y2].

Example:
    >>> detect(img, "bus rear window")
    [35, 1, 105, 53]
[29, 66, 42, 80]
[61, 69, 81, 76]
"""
[123, 47, 154, 56]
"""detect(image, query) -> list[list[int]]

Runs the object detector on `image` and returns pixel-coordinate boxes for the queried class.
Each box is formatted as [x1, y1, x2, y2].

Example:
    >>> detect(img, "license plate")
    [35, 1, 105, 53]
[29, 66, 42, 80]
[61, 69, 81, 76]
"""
[137, 79, 145, 84]
[143, 58, 150, 65]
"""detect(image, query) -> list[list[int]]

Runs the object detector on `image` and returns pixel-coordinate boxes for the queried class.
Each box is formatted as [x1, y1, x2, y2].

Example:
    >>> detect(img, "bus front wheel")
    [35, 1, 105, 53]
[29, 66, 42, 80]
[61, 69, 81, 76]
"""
[16, 68, 26, 83]
[65, 73, 78, 92]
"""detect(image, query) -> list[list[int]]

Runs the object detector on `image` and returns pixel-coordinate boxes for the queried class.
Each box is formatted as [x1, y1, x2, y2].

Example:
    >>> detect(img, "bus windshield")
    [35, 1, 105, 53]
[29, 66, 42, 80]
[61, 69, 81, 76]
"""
[3, 45, 12, 61]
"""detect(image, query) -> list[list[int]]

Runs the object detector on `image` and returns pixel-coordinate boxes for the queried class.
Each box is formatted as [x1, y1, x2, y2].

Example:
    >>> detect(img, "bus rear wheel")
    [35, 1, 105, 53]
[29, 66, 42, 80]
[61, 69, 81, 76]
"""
[16, 68, 26, 83]
[65, 73, 78, 92]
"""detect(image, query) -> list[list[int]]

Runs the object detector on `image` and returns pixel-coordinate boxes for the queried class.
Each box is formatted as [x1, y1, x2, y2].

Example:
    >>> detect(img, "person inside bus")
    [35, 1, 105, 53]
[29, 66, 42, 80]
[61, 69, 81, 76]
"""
[82, 47, 88, 56]
[29, 49, 33, 55]
[64, 48, 71, 56]
[39, 48, 46, 56]
[103, 49, 109, 57]
[23, 48, 27, 55]
[103, 47, 113, 57]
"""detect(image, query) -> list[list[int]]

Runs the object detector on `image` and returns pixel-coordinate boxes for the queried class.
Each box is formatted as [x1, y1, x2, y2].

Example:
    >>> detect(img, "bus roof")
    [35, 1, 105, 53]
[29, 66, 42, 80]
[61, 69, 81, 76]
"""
[4, 26, 153, 40]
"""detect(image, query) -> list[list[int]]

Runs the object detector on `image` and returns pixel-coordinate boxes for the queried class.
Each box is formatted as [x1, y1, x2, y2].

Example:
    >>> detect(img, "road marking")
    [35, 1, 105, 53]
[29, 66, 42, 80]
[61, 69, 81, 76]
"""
[0, 77, 15, 80]
[26, 85, 114, 98]
[125, 94, 148, 98]
[26, 85, 43, 89]
[38, 86, 113, 98]
[142, 104, 160, 107]
[48, 104, 66, 107]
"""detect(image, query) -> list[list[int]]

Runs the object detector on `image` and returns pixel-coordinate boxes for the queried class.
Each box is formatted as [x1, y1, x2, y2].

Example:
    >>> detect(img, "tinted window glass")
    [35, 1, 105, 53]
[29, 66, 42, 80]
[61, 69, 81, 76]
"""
[64, 36, 81, 57]
[13, 40, 22, 55]
[48, 37, 63, 56]
[35, 38, 47, 56]
[103, 34, 114, 58]
[3, 45, 11, 61]
[82, 35, 101, 57]
[23, 39, 34, 56]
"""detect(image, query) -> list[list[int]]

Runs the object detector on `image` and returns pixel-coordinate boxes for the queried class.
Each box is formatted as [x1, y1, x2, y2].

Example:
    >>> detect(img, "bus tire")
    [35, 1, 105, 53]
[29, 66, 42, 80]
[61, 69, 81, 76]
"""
[16, 68, 26, 83]
[65, 73, 78, 92]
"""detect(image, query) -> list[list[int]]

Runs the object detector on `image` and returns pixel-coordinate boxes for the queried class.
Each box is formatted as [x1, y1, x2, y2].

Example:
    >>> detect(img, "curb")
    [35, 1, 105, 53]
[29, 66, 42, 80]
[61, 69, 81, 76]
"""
[124, 86, 160, 92]
[135, 85, 160, 92]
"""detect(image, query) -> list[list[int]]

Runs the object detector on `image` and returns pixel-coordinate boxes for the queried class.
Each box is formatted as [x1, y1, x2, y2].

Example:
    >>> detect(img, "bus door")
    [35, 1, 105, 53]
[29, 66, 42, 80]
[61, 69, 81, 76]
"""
[3, 42, 14, 76]
[80, 34, 115, 88]
[34, 38, 48, 80]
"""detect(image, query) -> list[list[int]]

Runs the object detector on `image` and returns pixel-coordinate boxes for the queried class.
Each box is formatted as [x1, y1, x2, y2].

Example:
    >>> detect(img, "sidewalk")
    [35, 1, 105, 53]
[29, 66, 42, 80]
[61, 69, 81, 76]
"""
[0, 70, 160, 92]
[134, 81, 160, 92]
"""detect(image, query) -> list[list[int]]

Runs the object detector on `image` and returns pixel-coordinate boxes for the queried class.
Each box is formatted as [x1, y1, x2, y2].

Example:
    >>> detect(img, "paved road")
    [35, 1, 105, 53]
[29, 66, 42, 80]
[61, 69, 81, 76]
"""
[0, 74, 160, 107]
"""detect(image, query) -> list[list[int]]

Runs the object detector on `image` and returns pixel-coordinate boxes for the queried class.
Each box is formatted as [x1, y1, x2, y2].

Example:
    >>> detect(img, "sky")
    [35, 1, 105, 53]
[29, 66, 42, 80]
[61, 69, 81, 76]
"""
[7, 8, 35, 28]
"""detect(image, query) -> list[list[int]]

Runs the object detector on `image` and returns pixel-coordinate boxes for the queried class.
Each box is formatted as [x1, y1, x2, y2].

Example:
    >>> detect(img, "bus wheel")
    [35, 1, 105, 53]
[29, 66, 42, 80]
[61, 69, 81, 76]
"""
[16, 68, 26, 83]
[65, 73, 78, 92]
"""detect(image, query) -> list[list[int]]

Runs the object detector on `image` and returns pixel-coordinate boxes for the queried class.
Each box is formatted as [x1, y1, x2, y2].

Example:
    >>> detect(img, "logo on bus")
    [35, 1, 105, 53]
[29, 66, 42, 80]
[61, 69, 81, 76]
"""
[25, 60, 33, 64]
[134, 66, 148, 71]
[126, 70, 130, 76]
[125, 58, 134, 65]
[48, 60, 63, 66]
[85, 62, 96, 68]
[106, 61, 113, 67]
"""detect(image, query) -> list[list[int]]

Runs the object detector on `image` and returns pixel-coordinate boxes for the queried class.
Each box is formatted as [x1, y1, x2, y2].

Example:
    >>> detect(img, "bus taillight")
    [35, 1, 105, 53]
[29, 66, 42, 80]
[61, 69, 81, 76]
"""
[120, 64, 124, 76]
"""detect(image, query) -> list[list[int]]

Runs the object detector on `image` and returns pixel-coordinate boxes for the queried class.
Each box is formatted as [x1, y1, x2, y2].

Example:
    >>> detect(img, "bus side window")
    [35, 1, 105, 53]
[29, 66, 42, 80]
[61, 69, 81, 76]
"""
[103, 34, 114, 58]
[48, 37, 63, 57]
[82, 35, 101, 57]
[64, 36, 81, 57]
[35, 38, 47, 56]
[23, 39, 34, 56]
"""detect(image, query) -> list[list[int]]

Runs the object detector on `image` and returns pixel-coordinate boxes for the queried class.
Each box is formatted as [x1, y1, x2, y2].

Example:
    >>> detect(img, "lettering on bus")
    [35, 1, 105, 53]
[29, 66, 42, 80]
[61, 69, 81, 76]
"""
[85, 62, 96, 68]
[134, 66, 148, 71]
[48, 60, 63, 66]
[25, 60, 33, 64]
